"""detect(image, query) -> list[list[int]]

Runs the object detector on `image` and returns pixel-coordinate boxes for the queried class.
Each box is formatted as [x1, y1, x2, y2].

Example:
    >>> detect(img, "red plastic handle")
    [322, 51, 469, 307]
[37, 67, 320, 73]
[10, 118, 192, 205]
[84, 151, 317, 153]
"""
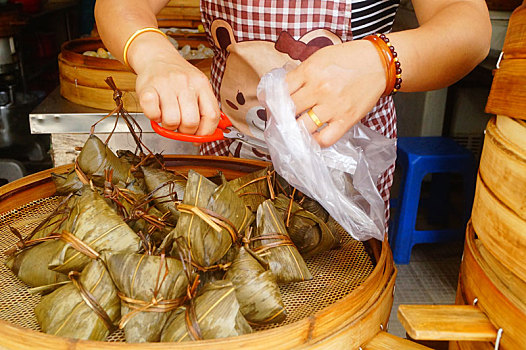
[150, 111, 232, 143]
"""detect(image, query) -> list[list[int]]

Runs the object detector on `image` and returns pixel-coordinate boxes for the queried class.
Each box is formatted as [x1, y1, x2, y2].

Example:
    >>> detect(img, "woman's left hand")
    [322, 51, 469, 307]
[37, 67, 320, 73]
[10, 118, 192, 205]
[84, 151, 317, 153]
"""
[285, 40, 387, 148]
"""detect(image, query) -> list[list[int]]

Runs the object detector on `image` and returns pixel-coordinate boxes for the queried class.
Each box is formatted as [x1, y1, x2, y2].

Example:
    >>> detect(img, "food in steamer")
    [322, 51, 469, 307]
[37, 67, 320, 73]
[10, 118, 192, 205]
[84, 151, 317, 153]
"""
[3, 80, 344, 342]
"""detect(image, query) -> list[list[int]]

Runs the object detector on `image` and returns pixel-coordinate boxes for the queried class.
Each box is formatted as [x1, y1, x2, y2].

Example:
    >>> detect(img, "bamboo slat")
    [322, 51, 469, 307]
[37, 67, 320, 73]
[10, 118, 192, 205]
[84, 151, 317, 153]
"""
[485, 58, 526, 119]
[471, 173, 526, 283]
[456, 223, 526, 350]
[0, 155, 396, 350]
[495, 115, 526, 150]
[157, 6, 201, 18]
[479, 117, 526, 220]
[363, 332, 432, 350]
[59, 77, 142, 112]
[397, 305, 497, 341]
[485, 2, 526, 119]
[475, 240, 526, 311]
[452, 341, 494, 350]
[58, 56, 136, 90]
[500, 2, 526, 59]
[157, 0, 201, 26]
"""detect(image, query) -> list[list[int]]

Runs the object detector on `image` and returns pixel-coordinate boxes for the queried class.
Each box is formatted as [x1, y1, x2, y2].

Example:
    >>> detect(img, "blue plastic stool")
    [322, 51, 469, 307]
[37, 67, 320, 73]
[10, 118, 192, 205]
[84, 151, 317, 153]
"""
[390, 137, 476, 264]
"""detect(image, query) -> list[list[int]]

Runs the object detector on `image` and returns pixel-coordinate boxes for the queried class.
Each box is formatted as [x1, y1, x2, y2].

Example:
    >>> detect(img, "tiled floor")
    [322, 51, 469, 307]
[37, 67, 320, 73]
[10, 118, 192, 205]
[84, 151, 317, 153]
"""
[387, 240, 464, 338]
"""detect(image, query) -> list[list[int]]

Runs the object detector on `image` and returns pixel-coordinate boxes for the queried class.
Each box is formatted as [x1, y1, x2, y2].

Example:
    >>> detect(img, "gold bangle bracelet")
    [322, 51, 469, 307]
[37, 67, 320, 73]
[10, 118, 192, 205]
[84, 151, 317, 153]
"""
[123, 27, 168, 71]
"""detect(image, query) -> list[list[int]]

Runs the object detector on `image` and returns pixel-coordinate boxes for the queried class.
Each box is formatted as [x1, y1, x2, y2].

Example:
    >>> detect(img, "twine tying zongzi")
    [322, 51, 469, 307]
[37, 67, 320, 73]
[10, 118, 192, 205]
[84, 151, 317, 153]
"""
[69, 271, 117, 332]
[177, 203, 240, 244]
[235, 169, 276, 200]
[249, 233, 295, 254]
[117, 252, 188, 329]
[172, 237, 203, 341]
[60, 231, 100, 260]
[5, 193, 74, 256]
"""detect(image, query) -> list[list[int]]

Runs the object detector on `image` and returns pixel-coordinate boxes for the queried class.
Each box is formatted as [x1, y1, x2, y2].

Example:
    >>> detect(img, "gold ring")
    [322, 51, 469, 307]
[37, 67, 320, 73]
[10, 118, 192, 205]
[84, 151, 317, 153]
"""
[307, 109, 323, 128]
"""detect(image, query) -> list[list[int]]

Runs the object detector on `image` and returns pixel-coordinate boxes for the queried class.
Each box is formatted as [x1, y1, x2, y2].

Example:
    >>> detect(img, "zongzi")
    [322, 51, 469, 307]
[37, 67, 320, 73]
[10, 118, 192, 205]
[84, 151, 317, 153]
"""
[170, 171, 254, 267]
[5, 240, 68, 290]
[49, 187, 141, 273]
[35, 259, 120, 340]
[224, 246, 286, 324]
[273, 194, 339, 258]
[142, 165, 186, 223]
[103, 251, 189, 343]
[160, 280, 252, 342]
[77, 135, 132, 187]
[252, 200, 312, 284]
[228, 166, 274, 212]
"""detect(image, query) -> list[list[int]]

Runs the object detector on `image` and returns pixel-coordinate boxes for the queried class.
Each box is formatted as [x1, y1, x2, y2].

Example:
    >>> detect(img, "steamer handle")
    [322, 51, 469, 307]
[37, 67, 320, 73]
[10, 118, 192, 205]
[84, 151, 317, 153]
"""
[397, 305, 498, 342]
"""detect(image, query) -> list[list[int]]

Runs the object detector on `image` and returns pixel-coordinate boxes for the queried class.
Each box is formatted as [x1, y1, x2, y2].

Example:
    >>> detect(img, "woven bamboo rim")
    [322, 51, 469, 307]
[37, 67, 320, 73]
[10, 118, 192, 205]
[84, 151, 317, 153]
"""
[471, 173, 526, 284]
[479, 117, 526, 220]
[455, 223, 526, 349]
[0, 155, 396, 349]
[495, 115, 526, 150]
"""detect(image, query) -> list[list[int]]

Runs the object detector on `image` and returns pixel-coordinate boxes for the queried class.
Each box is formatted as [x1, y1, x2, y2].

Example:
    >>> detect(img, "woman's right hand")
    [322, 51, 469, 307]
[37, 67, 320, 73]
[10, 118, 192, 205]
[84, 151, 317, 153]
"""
[127, 32, 221, 136]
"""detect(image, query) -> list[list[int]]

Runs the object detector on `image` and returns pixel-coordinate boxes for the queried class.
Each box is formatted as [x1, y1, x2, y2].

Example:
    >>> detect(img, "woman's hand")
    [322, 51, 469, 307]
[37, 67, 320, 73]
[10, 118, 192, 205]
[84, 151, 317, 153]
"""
[286, 40, 387, 148]
[129, 33, 220, 136]
[95, 0, 221, 136]
[136, 61, 220, 136]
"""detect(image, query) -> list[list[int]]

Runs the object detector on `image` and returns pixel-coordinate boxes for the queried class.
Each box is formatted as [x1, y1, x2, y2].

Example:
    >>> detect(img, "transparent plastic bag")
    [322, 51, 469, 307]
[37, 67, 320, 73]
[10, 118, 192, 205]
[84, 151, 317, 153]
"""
[257, 68, 396, 241]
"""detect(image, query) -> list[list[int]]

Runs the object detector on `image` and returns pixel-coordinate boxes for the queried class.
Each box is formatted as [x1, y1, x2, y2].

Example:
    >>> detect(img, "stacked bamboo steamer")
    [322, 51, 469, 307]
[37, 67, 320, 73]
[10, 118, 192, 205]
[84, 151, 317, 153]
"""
[58, 35, 211, 112]
[453, 2, 526, 349]
[59, 0, 208, 112]
[156, 0, 202, 28]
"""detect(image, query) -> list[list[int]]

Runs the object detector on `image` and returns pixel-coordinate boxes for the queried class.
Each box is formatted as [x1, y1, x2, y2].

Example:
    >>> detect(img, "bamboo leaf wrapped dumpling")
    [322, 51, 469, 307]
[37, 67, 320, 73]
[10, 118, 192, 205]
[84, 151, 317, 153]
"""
[142, 165, 186, 223]
[52, 169, 84, 195]
[27, 194, 79, 241]
[170, 171, 254, 267]
[160, 280, 252, 342]
[49, 188, 141, 273]
[252, 200, 312, 284]
[5, 241, 68, 291]
[228, 166, 274, 212]
[224, 246, 286, 324]
[35, 259, 120, 340]
[103, 251, 189, 343]
[273, 194, 340, 258]
[77, 135, 132, 187]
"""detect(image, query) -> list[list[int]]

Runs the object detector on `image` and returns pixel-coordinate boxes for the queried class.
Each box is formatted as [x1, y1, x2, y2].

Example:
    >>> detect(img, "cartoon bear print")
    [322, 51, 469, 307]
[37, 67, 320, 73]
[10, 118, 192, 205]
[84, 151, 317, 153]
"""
[210, 19, 343, 160]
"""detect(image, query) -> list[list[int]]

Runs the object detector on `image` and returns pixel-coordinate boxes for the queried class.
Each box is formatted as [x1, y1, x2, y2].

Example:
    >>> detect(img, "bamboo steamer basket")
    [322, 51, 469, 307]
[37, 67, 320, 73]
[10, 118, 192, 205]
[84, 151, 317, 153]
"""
[58, 36, 212, 112]
[486, 2, 526, 119]
[471, 172, 526, 284]
[156, 0, 202, 28]
[453, 223, 526, 349]
[479, 117, 526, 220]
[0, 155, 399, 350]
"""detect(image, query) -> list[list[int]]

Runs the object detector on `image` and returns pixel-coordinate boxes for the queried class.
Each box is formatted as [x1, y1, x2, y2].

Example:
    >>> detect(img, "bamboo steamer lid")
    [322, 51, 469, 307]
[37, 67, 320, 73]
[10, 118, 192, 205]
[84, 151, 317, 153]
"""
[471, 173, 526, 284]
[486, 1, 526, 119]
[479, 117, 526, 220]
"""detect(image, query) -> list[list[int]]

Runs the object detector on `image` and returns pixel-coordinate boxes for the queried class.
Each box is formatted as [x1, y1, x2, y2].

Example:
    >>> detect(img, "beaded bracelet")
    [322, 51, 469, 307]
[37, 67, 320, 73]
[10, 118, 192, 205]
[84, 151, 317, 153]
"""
[123, 27, 168, 71]
[363, 33, 402, 96]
